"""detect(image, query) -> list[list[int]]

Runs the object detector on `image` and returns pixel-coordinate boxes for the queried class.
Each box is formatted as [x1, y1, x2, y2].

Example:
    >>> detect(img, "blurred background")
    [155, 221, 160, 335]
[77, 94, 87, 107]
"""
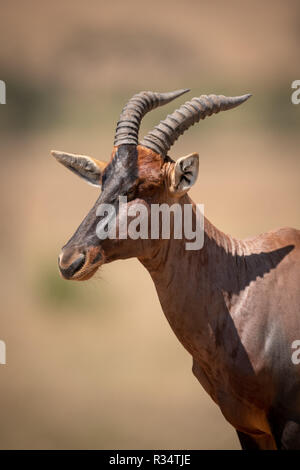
[0, 0, 299, 450]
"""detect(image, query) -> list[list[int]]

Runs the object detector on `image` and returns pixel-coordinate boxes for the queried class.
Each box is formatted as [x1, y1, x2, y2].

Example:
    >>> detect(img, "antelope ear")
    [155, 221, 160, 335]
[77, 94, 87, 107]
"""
[169, 152, 199, 195]
[51, 150, 106, 187]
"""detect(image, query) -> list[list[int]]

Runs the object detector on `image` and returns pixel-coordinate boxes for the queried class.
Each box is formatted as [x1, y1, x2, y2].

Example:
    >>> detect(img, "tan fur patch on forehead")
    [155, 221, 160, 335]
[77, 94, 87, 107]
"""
[110, 145, 165, 193]
[111, 147, 118, 160]
[111, 145, 163, 174]
[136, 145, 164, 181]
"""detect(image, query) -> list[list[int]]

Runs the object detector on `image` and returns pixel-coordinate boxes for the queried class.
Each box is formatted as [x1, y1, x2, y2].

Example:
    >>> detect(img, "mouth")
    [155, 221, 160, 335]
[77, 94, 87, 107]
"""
[71, 264, 100, 281]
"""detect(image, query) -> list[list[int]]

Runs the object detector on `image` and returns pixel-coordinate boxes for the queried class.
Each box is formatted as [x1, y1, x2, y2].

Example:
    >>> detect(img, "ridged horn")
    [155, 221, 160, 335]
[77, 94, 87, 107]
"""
[140, 93, 252, 157]
[114, 89, 190, 147]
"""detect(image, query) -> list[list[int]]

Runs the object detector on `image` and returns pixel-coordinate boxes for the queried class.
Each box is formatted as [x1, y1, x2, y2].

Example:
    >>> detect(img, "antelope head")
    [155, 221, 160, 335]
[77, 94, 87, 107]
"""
[52, 89, 251, 281]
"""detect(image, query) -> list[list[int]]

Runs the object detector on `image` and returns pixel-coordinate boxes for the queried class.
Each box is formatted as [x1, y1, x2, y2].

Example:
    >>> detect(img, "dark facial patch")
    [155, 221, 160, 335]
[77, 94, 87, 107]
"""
[63, 144, 139, 252]
[101, 144, 139, 203]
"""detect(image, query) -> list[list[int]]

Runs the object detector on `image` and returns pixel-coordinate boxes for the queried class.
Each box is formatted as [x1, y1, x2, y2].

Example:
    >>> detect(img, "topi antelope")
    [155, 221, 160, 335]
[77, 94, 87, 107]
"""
[52, 89, 300, 450]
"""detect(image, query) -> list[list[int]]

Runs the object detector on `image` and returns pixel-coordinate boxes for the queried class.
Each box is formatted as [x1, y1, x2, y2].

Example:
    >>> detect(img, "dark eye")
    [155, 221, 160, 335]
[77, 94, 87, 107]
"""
[127, 187, 137, 201]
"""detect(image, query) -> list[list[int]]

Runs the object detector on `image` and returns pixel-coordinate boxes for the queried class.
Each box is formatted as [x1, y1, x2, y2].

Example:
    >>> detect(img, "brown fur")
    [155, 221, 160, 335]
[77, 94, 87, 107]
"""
[57, 143, 300, 449]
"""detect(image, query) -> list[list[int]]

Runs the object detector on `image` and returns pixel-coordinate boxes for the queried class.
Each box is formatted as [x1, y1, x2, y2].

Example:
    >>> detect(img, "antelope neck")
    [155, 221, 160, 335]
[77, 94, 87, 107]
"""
[138, 195, 247, 357]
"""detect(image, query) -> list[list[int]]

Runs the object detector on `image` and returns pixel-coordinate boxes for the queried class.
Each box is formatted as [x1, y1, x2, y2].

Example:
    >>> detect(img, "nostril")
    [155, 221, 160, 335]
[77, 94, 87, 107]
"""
[70, 254, 86, 274]
[59, 253, 86, 279]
